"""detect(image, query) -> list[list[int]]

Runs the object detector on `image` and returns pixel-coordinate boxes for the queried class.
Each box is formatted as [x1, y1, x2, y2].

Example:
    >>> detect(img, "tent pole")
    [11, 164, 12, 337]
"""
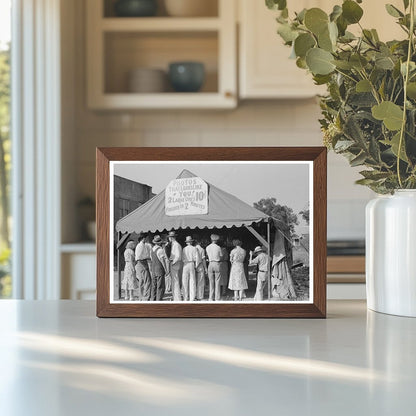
[117, 231, 122, 300]
[267, 220, 271, 300]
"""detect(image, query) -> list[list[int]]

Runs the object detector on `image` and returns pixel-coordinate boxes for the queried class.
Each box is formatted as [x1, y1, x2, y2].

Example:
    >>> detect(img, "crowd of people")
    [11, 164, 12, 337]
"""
[121, 230, 270, 302]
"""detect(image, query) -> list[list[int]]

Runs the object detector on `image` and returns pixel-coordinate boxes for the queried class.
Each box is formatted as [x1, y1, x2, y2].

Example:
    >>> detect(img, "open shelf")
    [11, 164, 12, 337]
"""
[87, 0, 236, 109]
[103, 0, 219, 18]
[104, 31, 218, 94]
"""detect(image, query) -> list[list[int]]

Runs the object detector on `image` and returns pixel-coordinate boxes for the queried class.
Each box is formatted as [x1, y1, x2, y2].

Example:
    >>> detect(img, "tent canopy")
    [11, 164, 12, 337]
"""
[116, 169, 269, 234]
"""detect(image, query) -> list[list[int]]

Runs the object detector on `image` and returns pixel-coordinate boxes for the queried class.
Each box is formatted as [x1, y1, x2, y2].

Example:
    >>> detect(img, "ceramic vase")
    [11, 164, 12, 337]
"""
[366, 190, 416, 317]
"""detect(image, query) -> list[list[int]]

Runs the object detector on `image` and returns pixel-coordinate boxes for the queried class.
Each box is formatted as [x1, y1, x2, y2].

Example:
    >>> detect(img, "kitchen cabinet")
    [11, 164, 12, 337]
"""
[238, 0, 325, 99]
[86, 0, 237, 109]
[61, 244, 96, 300]
[238, 0, 404, 99]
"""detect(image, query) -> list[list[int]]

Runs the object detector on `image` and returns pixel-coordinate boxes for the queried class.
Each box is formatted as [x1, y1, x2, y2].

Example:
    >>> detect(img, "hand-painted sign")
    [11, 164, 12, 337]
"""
[165, 177, 208, 216]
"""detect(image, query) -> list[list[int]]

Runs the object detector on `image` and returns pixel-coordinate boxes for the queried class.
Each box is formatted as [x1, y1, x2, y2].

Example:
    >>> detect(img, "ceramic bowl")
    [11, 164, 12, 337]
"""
[128, 68, 167, 93]
[168, 62, 205, 92]
[114, 0, 158, 17]
[164, 0, 217, 17]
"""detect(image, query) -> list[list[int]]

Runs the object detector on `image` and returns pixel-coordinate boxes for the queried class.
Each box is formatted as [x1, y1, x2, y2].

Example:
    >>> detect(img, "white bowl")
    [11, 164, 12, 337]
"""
[164, 0, 218, 17]
[128, 68, 167, 93]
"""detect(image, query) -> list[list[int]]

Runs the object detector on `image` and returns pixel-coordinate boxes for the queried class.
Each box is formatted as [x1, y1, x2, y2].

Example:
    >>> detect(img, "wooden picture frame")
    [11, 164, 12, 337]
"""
[96, 147, 327, 318]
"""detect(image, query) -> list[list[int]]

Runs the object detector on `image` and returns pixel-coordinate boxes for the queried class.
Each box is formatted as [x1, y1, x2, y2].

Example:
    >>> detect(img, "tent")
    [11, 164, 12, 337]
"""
[116, 169, 269, 234]
[115, 169, 295, 300]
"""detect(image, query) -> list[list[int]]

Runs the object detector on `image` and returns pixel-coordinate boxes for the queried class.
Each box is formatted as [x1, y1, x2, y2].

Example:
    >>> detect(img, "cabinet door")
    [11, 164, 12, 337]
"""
[239, 0, 326, 99]
[239, 0, 405, 99]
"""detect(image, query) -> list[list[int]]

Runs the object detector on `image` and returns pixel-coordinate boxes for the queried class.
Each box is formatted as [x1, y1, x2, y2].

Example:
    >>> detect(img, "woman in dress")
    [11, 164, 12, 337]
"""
[228, 239, 248, 301]
[121, 241, 137, 301]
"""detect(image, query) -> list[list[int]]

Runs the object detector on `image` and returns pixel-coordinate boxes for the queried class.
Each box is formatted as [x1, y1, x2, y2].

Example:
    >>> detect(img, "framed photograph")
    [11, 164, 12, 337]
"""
[96, 147, 326, 318]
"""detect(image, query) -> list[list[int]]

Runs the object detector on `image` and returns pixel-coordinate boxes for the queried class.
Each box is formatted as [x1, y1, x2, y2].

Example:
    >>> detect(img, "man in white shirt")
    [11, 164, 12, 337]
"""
[249, 246, 270, 301]
[150, 235, 170, 301]
[135, 232, 152, 301]
[182, 236, 201, 301]
[195, 238, 208, 300]
[205, 234, 223, 301]
[168, 230, 183, 301]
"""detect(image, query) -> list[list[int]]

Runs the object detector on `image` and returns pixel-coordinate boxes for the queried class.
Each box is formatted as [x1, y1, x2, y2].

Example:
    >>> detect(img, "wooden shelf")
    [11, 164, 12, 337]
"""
[89, 92, 235, 110]
[101, 17, 221, 32]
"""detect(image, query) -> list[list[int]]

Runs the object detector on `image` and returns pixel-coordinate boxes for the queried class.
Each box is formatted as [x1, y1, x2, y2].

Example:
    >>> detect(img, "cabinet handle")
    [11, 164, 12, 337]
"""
[224, 91, 234, 99]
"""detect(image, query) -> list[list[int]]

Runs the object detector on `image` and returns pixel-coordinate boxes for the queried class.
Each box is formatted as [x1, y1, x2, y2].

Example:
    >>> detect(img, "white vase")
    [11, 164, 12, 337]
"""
[366, 190, 416, 317]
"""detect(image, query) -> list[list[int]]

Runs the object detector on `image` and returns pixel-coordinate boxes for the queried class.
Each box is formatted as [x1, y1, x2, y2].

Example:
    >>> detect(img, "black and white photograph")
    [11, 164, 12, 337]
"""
[110, 161, 313, 304]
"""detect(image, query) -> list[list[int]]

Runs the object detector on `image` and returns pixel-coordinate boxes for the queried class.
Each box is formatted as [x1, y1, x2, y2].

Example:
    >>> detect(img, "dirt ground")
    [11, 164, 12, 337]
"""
[290, 266, 310, 301]
[116, 266, 310, 302]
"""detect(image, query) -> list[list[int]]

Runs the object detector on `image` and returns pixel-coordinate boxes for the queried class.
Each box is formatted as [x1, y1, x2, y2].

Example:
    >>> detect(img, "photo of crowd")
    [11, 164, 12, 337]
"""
[111, 162, 311, 303]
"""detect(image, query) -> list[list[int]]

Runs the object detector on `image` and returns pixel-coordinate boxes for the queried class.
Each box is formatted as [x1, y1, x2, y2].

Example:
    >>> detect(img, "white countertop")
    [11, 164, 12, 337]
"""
[0, 300, 415, 416]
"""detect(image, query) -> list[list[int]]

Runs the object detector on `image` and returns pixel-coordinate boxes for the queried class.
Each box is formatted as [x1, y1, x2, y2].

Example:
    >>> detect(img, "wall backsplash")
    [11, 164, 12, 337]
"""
[62, 0, 374, 243]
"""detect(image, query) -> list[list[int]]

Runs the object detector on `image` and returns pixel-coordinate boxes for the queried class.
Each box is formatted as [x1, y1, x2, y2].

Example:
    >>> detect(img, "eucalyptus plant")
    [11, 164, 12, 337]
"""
[266, 0, 416, 193]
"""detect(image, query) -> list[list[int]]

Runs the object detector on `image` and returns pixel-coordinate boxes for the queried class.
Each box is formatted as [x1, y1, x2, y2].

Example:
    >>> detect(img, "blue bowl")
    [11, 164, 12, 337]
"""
[114, 0, 157, 17]
[168, 62, 205, 93]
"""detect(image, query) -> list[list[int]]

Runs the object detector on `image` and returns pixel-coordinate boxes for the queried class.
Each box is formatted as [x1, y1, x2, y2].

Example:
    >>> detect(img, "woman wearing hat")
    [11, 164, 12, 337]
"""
[121, 241, 137, 301]
[249, 246, 270, 301]
[228, 239, 248, 301]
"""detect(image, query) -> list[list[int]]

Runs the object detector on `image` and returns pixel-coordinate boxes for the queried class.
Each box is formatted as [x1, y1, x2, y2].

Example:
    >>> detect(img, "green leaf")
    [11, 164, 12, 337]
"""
[330, 5, 343, 22]
[333, 60, 353, 70]
[336, 15, 348, 36]
[360, 170, 391, 181]
[375, 55, 395, 70]
[277, 23, 298, 43]
[294, 33, 316, 58]
[382, 132, 409, 162]
[407, 82, 416, 99]
[350, 151, 367, 167]
[318, 27, 334, 52]
[296, 57, 308, 69]
[385, 4, 404, 18]
[334, 139, 355, 151]
[403, 0, 410, 10]
[372, 101, 404, 130]
[296, 8, 307, 23]
[371, 29, 380, 42]
[328, 21, 338, 45]
[266, 0, 287, 11]
[342, 0, 364, 24]
[304, 8, 329, 35]
[356, 79, 372, 92]
[350, 54, 368, 70]
[339, 31, 356, 43]
[306, 48, 335, 75]
[313, 74, 332, 85]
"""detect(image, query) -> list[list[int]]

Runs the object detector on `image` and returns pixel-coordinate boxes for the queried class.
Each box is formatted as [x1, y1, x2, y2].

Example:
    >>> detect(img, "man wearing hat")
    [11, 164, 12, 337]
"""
[135, 232, 152, 301]
[205, 234, 223, 301]
[168, 230, 183, 301]
[249, 246, 270, 301]
[181, 236, 201, 301]
[150, 235, 170, 301]
[194, 238, 208, 300]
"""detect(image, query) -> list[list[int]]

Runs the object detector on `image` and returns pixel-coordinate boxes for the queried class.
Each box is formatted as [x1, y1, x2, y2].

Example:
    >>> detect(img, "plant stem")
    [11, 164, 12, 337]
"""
[397, 0, 415, 188]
